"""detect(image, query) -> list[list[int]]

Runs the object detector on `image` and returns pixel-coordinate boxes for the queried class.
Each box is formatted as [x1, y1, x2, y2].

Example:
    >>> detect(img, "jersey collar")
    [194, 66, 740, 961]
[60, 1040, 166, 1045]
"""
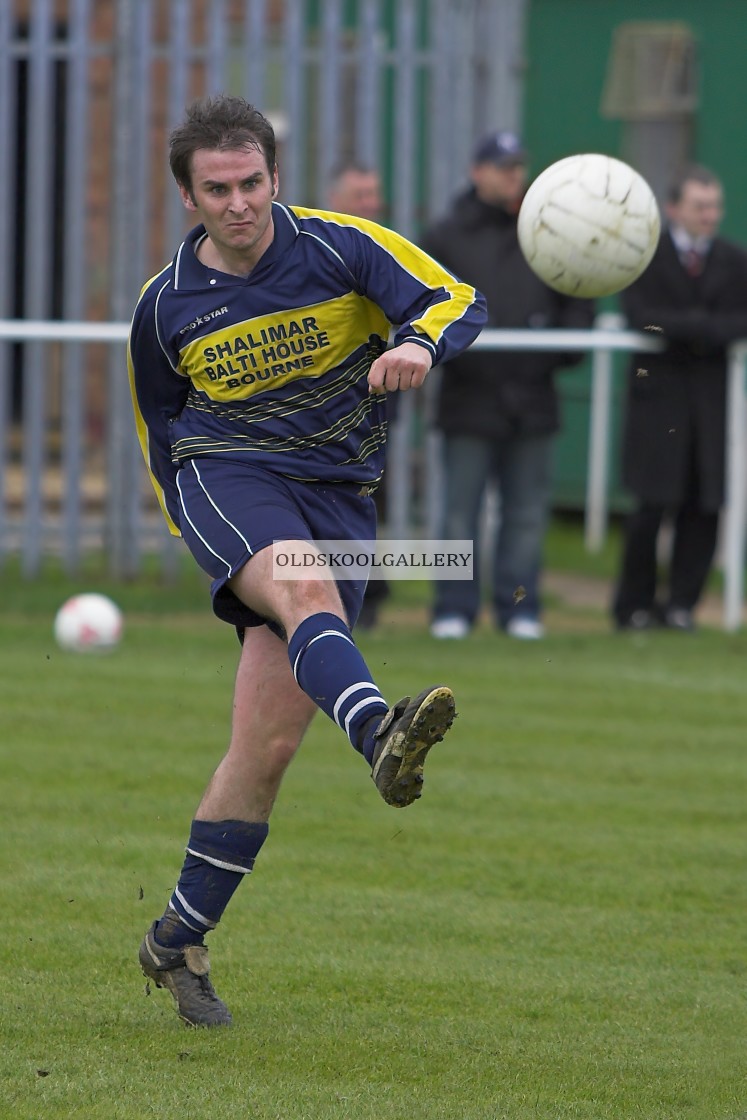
[173, 202, 299, 291]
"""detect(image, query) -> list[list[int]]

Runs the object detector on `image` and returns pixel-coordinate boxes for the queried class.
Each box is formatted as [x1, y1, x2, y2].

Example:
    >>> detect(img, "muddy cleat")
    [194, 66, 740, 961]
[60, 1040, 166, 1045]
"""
[371, 685, 456, 807]
[139, 921, 232, 1027]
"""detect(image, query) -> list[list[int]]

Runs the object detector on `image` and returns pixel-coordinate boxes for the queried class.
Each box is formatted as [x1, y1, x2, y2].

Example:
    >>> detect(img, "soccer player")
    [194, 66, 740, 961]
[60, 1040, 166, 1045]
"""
[128, 95, 486, 1027]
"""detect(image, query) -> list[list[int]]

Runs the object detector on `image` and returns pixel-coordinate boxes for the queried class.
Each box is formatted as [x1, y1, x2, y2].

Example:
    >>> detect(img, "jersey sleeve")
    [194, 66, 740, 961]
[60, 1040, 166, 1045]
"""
[294, 210, 487, 363]
[127, 277, 190, 535]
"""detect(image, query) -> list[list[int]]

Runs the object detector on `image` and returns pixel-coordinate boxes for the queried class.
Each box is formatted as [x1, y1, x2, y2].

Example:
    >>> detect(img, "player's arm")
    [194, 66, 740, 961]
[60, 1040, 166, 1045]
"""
[361, 225, 486, 372]
[303, 213, 486, 391]
[127, 283, 190, 535]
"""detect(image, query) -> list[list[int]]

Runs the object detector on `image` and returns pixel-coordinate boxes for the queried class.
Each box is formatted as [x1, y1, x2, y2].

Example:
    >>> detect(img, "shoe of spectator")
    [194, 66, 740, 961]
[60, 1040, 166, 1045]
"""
[430, 616, 470, 640]
[664, 607, 695, 631]
[506, 617, 545, 640]
[616, 609, 657, 631]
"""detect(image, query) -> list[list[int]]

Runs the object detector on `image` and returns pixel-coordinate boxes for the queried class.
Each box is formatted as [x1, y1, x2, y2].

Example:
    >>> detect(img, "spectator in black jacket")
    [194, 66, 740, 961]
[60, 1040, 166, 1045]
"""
[422, 131, 595, 640]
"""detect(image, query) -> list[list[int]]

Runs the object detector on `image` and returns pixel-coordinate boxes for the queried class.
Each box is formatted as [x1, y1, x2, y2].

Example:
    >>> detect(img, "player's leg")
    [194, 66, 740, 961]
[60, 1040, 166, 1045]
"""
[140, 625, 315, 1027]
[177, 461, 454, 808]
[197, 623, 317, 822]
[229, 543, 455, 809]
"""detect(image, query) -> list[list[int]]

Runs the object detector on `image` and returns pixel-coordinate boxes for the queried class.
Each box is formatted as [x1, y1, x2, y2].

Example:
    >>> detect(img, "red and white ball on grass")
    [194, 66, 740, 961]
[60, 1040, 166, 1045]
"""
[53, 593, 123, 653]
[517, 153, 660, 298]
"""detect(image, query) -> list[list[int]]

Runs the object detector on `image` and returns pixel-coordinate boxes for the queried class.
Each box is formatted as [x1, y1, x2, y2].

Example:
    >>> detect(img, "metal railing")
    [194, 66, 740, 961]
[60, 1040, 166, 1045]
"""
[2, 316, 746, 630]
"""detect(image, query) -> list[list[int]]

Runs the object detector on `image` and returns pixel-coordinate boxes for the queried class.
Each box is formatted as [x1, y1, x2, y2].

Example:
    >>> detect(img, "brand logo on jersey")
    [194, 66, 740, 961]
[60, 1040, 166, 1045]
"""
[178, 305, 229, 335]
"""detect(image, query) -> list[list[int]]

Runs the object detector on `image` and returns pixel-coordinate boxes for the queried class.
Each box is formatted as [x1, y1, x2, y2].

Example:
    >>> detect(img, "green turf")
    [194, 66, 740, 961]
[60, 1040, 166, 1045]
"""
[2, 565, 746, 1119]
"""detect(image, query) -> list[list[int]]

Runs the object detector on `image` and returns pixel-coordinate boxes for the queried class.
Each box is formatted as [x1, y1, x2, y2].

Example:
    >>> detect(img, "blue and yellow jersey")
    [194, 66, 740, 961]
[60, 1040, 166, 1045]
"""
[128, 202, 486, 535]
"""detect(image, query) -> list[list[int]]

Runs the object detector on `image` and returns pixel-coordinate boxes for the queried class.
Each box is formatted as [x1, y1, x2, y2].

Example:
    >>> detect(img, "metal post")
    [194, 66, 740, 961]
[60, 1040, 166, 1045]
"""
[0, 0, 14, 565]
[317, 0, 343, 203]
[585, 312, 623, 552]
[61, 0, 92, 575]
[107, 0, 139, 578]
[282, 0, 304, 204]
[356, 0, 380, 168]
[22, 0, 55, 577]
[723, 343, 747, 631]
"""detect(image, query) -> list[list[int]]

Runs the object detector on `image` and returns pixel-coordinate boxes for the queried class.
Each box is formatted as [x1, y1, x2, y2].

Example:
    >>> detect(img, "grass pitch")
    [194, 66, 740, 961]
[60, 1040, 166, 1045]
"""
[1, 557, 746, 1119]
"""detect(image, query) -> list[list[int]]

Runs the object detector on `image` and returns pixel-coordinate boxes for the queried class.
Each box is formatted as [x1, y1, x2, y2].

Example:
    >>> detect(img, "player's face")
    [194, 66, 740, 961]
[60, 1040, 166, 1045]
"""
[329, 171, 382, 221]
[471, 161, 527, 209]
[667, 181, 724, 241]
[180, 145, 278, 267]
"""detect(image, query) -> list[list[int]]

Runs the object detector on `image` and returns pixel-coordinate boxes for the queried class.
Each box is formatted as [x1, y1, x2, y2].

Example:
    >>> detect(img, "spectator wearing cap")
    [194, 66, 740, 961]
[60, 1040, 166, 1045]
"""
[422, 132, 595, 640]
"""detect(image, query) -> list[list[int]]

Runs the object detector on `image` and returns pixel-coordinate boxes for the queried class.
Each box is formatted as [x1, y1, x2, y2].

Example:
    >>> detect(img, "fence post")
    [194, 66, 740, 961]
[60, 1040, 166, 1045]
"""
[584, 312, 623, 553]
[107, 0, 140, 579]
[723, 342, 747, 631]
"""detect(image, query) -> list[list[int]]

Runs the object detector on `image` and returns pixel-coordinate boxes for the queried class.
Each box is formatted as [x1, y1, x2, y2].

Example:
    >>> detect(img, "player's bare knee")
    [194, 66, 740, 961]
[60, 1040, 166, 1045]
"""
[278, 579, 345, 632]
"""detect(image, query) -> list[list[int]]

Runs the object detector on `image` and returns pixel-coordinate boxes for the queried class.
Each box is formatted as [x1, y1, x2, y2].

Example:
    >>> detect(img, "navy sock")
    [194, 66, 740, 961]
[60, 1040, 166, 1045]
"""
[287, 612, 388, 753]
[357, 713, 386, 764]
[154, 819, 269, 948]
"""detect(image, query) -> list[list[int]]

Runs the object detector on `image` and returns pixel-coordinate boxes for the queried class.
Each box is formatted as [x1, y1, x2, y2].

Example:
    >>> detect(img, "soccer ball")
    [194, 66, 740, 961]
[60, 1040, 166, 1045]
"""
[517, 153, 660, 298]
[53, 593, 123, 653]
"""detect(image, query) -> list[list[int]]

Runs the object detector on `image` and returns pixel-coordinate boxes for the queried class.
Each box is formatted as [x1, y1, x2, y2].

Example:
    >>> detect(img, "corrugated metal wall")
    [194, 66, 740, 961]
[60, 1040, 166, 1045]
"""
[0, 0, 527, 578]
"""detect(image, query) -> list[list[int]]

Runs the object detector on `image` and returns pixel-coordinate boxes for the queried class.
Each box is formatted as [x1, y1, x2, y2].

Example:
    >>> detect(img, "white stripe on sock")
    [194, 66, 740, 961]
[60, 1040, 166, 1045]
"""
[173, 886, 217, 930]
[333, 681, 382, 726]
[185, 847, 254, 875]
[344, 694, 389, 738]
[291, 628, 355, 680]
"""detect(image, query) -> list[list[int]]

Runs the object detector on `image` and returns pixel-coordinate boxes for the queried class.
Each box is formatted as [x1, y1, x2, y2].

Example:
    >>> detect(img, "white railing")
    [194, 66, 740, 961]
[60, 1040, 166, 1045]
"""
[1, 317, 746, 629]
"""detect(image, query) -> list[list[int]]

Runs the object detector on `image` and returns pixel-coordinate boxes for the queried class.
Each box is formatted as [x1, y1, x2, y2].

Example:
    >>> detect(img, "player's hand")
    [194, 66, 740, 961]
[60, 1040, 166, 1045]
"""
[368, 341, 433, 394]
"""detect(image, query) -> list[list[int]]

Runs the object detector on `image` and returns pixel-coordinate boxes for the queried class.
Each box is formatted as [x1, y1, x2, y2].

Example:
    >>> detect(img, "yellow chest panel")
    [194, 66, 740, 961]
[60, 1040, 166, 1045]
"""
[178, 291, 389, 402]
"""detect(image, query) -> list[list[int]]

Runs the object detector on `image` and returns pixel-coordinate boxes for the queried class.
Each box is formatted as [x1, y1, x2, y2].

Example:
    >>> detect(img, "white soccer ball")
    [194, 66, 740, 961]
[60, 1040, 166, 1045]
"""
[53, 593, 124, 653]
[517, 153, 660, 298]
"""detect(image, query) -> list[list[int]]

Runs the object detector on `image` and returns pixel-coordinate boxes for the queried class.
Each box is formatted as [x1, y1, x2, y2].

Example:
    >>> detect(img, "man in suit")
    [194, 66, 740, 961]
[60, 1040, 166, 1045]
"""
[613, 165, 747, 631]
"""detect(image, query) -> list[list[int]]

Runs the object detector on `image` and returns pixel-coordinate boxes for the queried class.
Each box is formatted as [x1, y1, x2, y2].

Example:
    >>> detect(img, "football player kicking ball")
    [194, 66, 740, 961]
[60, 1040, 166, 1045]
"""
[128, 95, 486, 1027]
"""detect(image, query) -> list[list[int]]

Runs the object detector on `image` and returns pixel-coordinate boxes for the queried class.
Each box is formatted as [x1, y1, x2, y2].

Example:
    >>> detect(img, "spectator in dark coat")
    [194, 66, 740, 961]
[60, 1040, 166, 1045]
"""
[613, 165, 747, 632]
[422, 131, 595, 640]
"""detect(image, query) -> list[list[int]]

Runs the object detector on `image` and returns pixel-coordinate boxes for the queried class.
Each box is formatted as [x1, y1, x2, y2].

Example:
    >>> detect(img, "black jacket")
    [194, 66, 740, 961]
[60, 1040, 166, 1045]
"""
[421, 188, 595, 439]
[620, 229, 747, 510]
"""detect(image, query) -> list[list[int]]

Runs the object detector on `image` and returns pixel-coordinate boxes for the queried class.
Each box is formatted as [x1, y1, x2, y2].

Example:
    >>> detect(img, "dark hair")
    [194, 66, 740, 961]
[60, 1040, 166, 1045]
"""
[668, 164, 721, 204]
[169, 95, 277, 192]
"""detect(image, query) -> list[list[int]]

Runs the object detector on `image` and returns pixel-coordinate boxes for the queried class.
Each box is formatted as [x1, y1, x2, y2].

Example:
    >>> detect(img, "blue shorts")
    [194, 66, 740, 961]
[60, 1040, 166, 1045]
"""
[176, 459, 377, 631]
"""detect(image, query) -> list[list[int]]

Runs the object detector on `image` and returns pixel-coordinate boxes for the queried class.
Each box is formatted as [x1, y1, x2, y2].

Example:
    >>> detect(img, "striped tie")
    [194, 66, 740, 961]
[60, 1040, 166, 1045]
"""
[684, 248, 704, 277]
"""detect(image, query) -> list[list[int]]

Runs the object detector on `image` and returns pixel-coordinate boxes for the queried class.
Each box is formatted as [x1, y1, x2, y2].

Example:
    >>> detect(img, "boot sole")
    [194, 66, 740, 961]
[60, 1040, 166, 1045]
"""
[372, 685, 455, 807]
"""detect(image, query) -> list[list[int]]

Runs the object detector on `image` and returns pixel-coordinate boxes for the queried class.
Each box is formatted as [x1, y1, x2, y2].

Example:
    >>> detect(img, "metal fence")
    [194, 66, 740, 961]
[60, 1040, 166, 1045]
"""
[0, 0, 526, 577]
[4, 313, 747, 630]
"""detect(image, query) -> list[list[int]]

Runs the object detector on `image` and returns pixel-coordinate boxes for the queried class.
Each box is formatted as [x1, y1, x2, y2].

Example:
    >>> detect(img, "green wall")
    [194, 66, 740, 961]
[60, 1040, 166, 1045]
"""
[525, 0, 747, 510]
[525, 0, 747, 238]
